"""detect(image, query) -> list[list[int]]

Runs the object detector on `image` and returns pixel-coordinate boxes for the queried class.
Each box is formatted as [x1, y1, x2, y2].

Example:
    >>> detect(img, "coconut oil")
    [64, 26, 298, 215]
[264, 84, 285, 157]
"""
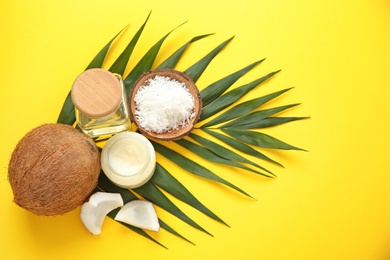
[101, 132, 156, 188]
[71, 68, 131, 138]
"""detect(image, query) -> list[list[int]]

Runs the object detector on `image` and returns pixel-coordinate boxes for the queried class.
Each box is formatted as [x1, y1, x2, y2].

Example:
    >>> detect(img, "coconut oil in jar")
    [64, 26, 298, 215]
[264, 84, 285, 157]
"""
[71, 68, 131, 138]
[101, 132, 156, 188]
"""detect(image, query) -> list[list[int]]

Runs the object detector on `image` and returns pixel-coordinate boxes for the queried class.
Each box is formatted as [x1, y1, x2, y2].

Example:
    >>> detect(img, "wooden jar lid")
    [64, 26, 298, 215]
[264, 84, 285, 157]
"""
[71, 68, 122, 118]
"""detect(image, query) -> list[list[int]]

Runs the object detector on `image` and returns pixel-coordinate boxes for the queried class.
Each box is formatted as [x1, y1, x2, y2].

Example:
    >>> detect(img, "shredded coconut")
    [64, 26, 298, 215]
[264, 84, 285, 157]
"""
[134, 75, 195, 134]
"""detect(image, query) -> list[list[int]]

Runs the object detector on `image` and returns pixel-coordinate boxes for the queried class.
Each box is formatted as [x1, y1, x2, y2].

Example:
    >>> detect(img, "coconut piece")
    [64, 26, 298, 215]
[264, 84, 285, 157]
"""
[80, 192, 123, 235]
[115, 200, 160, 232]
[8, 123, 101, 216]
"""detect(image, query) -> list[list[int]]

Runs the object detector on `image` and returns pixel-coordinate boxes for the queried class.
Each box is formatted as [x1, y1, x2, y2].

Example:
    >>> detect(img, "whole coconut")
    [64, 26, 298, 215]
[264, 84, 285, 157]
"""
[8, 124, 100, 216]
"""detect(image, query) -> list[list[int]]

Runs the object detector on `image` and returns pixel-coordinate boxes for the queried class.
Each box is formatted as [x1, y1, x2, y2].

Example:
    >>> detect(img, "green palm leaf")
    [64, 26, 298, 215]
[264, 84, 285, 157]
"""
[56, 93, 75, 126]
[133, 181, 212, 236]
[244, 116, 309, 129]
[151, 163, 228, 226]
[109, 12, 151, 75]
[175, 138, 268, 176]
[220, 103, 300, 128]
[222, 128, 306, 151]
[199, 59, 264, 109]
[152, 141, 252, 198]
[202, 87, 293, 127]
[123, 21, 187, 94]
[157, 34, 214, 69]
[97, 173, 138, 201]
[187, 133, 274, 177]
[86, 27, 126, 70]
[159, 219, 195, 245]
[199, 70, 280, 122]
[184, 36, 234, 83]
[202, 128, 283, 167]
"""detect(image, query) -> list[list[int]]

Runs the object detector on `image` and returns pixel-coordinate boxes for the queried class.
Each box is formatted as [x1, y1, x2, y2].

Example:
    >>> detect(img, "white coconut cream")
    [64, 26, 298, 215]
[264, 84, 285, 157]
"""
[101, 132, 156, 188]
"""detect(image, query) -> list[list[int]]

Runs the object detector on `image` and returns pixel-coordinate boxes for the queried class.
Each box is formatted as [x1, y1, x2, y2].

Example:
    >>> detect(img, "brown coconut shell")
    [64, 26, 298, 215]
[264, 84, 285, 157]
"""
[129, 68, 202, 141]
[8, 124, 100, 216]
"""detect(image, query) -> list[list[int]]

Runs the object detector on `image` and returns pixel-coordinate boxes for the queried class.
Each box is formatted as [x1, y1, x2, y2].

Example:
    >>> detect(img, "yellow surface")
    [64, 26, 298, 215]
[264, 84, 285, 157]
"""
[1, 0, 390, 259]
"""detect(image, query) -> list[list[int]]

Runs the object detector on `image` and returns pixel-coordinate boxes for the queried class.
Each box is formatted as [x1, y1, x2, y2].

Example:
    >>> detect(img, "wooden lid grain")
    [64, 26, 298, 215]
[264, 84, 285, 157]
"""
[71, 68, 122, 118]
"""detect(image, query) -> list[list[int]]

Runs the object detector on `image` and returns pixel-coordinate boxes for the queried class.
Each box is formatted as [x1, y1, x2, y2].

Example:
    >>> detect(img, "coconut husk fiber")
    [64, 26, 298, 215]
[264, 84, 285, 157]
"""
[8, 124, 100, 216]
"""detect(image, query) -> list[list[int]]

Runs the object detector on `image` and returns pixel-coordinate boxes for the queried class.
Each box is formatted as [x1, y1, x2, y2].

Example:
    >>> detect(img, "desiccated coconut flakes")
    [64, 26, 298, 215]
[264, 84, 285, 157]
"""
[134, 75, 195, 134]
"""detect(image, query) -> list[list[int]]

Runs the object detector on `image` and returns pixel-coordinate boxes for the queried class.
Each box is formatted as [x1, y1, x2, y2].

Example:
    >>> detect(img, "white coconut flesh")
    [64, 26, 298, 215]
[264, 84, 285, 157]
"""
[80, 192, 124, 235]
[115, 200, 160, 232]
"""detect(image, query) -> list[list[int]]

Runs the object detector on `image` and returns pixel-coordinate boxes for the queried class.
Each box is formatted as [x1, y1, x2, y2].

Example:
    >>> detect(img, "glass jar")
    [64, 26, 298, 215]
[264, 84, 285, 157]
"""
[101, 132, 156, 189]
[71, 68, 131, 138]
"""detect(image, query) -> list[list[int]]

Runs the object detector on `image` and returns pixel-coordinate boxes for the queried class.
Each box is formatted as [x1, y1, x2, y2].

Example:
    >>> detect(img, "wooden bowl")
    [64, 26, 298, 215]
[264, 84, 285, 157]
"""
[129, 68, 202, 141]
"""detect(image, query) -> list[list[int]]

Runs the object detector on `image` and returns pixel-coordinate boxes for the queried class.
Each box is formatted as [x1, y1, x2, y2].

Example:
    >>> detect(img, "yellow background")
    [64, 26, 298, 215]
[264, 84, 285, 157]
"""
[1, 0, 390, 259]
